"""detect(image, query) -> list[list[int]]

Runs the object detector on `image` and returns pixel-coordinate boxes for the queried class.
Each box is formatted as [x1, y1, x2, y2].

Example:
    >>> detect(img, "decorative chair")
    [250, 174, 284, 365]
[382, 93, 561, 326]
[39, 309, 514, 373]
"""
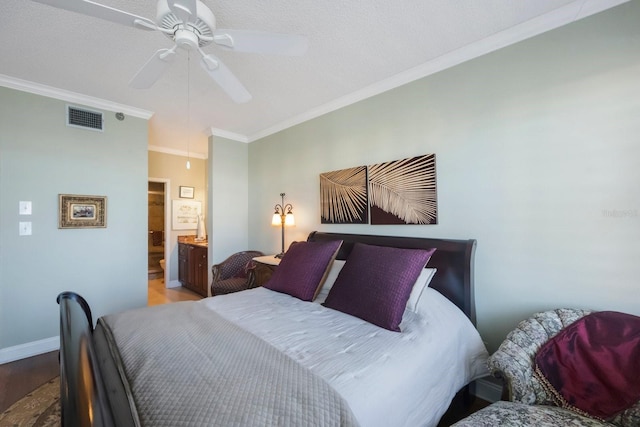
[452, 308, 640, 427]
[210, 250, 264, 296]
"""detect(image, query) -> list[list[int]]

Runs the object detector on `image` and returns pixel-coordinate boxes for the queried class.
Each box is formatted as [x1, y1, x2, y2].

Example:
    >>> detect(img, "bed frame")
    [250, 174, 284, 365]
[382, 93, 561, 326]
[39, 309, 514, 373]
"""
[57, 231, 477, 427]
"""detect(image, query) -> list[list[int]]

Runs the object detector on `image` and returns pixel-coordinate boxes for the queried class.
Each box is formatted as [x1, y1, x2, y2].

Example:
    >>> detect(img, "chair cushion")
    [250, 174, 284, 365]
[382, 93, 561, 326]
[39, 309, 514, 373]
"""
[534, 311, 640, 421]
[451, 401, 608, 427]
[212, 278, 248, 295]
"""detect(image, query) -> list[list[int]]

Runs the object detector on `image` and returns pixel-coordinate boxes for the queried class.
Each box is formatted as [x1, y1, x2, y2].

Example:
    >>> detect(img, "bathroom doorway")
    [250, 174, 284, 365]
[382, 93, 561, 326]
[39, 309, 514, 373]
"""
[147, 180, 169, 283]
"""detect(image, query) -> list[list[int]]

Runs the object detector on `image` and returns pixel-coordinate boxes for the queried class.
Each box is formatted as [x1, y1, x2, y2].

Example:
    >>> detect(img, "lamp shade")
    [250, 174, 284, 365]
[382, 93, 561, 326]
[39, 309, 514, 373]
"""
[285, 212, 295, 226]
[272, 213, 282, 226]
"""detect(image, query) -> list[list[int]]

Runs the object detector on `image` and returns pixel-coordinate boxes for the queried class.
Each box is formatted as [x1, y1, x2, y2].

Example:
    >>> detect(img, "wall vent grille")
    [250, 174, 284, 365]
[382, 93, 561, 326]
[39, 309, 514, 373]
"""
[66, 105, 104, 132]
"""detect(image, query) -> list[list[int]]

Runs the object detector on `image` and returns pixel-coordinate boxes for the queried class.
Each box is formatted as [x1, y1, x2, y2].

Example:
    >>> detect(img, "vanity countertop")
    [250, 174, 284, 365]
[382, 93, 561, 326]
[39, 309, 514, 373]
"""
[178, 236, 208, 248]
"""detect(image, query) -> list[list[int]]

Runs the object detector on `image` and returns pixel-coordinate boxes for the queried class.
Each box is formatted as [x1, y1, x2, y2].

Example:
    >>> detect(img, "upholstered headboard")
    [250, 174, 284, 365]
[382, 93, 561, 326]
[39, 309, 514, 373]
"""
[306, 231, 477, 325]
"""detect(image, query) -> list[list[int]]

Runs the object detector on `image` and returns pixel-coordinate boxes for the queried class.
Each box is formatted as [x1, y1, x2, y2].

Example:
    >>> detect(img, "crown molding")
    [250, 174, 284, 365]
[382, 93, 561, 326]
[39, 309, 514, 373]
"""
[148, 144, 208, 159]
[207, 127, 250, 143]
[245, 0, 628, 143]
[0, 74, 154, 120]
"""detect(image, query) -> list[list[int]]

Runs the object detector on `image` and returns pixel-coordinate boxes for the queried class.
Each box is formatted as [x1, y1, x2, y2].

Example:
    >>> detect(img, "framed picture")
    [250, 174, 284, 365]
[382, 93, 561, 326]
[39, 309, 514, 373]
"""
[58, 194, 107, 228]
[179, 186, 195, 199]
[172, 200, 202, 230]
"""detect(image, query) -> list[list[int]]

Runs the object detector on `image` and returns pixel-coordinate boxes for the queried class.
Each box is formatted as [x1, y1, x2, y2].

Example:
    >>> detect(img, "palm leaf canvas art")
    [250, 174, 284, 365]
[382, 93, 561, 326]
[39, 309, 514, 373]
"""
[320, 166, 368, 224]
[368, 154, 437, 225]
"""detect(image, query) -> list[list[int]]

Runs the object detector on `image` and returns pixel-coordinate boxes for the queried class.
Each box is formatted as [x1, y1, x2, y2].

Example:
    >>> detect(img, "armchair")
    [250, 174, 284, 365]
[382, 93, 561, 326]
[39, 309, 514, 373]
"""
[453, 308, 640, 427]
[210, 250, 264, 296]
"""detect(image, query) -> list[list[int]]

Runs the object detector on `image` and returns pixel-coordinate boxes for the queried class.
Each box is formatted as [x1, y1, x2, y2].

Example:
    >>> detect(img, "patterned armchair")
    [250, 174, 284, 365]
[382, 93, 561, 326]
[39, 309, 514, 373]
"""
[453, 308, 640, 427]
[210, 250, 264, 296]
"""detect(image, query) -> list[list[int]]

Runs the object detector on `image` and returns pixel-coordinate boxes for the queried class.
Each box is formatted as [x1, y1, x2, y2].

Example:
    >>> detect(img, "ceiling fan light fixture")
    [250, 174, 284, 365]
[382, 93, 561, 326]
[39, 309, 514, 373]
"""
[33, 0, 308, 104]
[157, 0, 215, 48]
[175, 29, 200, 50]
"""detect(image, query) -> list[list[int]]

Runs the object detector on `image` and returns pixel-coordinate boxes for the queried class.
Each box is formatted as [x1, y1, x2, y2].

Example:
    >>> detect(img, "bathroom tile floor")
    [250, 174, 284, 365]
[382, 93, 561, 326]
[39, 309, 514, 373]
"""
[148, 278, 202, 306]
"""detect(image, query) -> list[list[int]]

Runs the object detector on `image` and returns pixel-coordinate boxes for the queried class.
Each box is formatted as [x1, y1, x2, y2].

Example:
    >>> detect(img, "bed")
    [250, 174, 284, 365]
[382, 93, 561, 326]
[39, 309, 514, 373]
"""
[58, 231, 489, 427]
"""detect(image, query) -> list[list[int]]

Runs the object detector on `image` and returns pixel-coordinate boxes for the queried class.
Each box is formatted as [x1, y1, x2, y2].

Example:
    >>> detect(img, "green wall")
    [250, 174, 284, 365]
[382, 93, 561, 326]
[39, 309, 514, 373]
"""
[0, 88, 148, 353]
[208, 135, 249, 265]
[248, 2, 640, 351]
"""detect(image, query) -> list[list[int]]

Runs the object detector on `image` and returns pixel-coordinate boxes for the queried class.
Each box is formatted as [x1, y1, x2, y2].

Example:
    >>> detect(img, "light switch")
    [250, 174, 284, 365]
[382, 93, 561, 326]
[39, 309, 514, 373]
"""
[19, 201, 32, 215]
[19, 222, 32, 236]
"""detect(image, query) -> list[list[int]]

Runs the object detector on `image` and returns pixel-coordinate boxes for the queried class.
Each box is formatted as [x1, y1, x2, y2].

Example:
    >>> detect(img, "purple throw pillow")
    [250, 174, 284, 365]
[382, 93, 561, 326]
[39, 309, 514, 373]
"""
[264, 240, 343, 301]
[323, 243, 436, 332]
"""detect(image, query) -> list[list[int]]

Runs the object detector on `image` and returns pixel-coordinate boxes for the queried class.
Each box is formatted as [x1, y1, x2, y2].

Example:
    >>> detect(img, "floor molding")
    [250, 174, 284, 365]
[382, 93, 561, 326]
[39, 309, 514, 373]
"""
[0, 336, 59, 364]
[167, 279, 182, 288]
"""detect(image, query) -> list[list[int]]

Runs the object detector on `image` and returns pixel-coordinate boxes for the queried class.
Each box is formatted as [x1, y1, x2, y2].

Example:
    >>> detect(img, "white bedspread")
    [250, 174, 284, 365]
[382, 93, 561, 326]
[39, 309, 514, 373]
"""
[201, 286, 489, 427]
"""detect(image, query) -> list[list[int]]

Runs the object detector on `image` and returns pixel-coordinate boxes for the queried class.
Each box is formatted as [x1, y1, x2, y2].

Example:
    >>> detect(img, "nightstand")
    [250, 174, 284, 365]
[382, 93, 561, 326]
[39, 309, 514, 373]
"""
[253, 255, 280, 286]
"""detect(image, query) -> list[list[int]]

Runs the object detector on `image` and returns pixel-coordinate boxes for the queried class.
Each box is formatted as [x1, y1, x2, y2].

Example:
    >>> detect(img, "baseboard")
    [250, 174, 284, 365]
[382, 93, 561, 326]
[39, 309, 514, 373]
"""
[474, 377, 502, 403]
[0, 336, 60, 364]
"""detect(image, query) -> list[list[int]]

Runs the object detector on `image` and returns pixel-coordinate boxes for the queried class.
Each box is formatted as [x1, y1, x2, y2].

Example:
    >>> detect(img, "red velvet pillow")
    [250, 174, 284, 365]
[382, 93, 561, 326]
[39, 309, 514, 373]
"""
[534, 311, 640, 421]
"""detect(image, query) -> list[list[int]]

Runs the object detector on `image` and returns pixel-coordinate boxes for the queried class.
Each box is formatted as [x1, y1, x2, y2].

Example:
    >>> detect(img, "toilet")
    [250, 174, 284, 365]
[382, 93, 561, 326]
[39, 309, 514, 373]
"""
[159, 259, 165, 271]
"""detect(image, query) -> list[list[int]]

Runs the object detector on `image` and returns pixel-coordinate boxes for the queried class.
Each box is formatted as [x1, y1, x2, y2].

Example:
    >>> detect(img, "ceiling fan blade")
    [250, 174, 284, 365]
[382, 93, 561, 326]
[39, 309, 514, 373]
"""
[129, 48, 177, 89]
[213, 30, 308, 56]
[32, 0, 156, 31]
[167, 0, 197, 24]
[199, 53, 252, 104]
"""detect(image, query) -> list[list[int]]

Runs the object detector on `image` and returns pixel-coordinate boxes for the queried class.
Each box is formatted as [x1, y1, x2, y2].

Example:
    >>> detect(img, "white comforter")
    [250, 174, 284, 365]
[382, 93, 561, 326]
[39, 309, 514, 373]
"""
[201, 286, 488, 427]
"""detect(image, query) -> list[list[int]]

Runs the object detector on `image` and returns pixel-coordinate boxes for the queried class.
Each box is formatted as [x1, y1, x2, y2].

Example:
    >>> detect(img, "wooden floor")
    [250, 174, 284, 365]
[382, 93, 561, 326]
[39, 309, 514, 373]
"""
[1, 281, 490, 424]
[148, 278, 202, 305]
[0, 280, 202, 413]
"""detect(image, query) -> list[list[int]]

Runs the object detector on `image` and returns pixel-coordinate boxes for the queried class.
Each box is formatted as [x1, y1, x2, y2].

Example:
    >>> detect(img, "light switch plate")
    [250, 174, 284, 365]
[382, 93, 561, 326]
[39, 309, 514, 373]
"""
[19, 201, 32, 215]
[19, 221, 32, 236]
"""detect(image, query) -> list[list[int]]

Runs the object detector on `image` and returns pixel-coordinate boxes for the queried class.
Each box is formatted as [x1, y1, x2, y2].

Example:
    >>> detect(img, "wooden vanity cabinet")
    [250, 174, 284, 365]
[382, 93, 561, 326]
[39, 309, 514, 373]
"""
[178, 242, 208, 297]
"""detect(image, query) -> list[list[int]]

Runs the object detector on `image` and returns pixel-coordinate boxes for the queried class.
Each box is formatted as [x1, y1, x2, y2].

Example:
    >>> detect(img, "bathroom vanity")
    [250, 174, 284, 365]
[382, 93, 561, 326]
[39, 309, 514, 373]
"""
[178, 237, 208, 297]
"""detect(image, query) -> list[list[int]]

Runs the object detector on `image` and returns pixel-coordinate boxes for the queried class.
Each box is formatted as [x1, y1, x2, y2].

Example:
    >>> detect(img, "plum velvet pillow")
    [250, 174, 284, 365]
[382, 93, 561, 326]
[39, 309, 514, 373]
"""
[323, 243, 436, 332]
[534, 311, 640, 421]
[264, 239, 342, 301]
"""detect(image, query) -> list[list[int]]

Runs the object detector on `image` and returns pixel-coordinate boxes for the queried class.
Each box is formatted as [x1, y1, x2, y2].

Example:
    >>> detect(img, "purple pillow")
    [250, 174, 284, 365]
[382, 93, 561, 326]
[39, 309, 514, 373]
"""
[323, 243, 435, 332]
[264, 240, 343, 301]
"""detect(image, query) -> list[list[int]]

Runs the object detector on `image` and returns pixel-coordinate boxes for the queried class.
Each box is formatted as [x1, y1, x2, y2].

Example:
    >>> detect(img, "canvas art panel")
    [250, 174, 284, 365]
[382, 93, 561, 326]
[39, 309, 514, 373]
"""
[368, 154, 437, 225]
[320, 166, 368, 224]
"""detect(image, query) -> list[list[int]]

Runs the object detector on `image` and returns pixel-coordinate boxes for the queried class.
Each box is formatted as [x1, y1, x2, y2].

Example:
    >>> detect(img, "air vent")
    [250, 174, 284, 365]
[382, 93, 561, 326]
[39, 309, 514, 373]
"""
[66, 105, 104, 132]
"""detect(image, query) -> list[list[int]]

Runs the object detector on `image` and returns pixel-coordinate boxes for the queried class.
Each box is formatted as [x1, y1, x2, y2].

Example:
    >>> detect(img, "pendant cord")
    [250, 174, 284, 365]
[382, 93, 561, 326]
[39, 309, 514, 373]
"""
[186, 51, 191, 169]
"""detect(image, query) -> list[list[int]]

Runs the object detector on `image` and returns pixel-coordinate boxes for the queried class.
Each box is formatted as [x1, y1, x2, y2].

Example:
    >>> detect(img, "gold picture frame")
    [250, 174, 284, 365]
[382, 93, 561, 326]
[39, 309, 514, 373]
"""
[58, 194, 107, 228]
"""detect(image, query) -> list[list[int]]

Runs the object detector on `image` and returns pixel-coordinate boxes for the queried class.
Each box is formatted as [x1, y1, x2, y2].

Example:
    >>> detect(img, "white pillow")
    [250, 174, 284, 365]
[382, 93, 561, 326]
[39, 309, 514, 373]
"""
[406, 268, 437, 312]
[314, 260, 346, 303]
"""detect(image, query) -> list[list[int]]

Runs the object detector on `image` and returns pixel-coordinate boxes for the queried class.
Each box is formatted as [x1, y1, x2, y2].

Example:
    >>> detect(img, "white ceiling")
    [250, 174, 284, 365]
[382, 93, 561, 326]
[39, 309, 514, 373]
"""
[0, 0, 627, 156]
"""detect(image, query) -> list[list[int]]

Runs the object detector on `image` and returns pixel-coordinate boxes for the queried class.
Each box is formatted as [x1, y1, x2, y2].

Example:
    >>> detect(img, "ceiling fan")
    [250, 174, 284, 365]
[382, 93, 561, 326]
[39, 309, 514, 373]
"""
[33, 0, 309, 103]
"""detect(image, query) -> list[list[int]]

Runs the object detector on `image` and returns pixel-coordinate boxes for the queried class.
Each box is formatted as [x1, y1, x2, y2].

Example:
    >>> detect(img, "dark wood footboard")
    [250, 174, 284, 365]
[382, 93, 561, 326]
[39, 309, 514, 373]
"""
[57, 291, 114, 427]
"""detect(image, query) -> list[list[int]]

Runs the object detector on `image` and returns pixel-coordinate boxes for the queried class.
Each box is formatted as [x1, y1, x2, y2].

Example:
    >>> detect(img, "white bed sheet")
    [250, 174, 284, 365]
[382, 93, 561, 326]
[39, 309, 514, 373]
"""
[201, 287, 489, 427]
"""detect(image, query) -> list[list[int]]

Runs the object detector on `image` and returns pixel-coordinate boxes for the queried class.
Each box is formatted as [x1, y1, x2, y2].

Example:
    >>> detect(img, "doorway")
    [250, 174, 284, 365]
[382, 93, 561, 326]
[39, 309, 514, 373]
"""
[147, 181, 166, 280]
